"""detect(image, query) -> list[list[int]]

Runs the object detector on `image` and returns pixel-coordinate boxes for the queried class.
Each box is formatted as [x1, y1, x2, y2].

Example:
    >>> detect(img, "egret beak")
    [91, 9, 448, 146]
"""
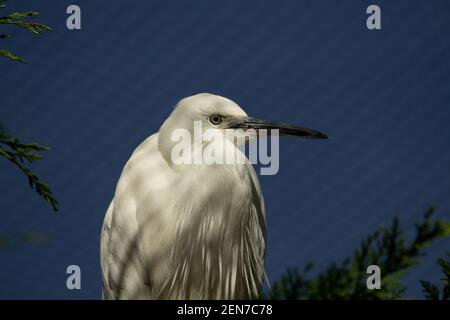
[228, 117, 329, 139]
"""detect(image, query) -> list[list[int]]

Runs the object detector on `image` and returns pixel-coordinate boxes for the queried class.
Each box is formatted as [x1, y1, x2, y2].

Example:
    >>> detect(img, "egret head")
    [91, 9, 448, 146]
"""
[158, 93, 328, 166]
[161, 92, 327, 136]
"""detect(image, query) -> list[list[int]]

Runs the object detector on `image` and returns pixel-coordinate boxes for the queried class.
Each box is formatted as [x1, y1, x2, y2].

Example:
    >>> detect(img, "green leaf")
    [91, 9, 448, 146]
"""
[0, 18, 52, 35]
[0, 2, 51, 63]
[2, 11, 39, 19]
[0, 132, 58, 211]
[0, 49, 27, 63]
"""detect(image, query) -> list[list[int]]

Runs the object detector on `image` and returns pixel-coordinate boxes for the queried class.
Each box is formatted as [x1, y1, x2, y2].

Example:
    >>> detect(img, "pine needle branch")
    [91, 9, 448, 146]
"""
[0, 48, 26, 62]
[421, 252, 450, 300]
[269, 207, 450, 299]
[0, 0, 51, 63]
[0, 132, 58, 211]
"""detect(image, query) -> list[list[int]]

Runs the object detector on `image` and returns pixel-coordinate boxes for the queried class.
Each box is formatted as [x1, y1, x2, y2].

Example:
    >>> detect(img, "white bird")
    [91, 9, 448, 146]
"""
[100, 93, 327, 299]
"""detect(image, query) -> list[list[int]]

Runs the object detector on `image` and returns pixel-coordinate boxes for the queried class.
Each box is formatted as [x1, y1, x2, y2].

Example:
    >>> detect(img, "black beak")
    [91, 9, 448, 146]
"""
[228, 117, 329, 139]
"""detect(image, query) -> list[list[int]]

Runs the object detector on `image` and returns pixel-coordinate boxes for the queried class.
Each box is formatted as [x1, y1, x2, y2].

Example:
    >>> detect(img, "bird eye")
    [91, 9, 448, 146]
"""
[209, 114, 223, 125]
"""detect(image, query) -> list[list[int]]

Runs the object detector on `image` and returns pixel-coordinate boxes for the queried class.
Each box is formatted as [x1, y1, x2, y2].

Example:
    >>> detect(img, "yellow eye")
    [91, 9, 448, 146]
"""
[209, 114, 223, 125]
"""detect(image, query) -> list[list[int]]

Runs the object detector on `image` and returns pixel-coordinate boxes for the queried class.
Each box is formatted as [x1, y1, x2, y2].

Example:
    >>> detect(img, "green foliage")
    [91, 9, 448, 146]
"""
[269, 207, 450, 299]
[0, 48, 25, 62]
[0, 0, 51, 63]
[0, 2, 56, 211]
[420, 252, 450, 300]
[0, 131, 58, 211]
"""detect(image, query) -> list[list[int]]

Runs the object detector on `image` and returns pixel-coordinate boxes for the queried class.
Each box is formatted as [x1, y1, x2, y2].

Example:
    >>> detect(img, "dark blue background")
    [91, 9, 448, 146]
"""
[0, 0, 449, 299]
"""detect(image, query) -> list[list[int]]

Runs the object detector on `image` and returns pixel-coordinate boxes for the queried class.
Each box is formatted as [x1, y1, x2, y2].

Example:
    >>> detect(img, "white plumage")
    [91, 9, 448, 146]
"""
[100, 93, 327, 299]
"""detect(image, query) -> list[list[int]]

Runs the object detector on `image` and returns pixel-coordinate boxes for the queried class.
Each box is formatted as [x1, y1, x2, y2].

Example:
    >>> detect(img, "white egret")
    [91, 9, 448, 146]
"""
[100, 93, 327, 299]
